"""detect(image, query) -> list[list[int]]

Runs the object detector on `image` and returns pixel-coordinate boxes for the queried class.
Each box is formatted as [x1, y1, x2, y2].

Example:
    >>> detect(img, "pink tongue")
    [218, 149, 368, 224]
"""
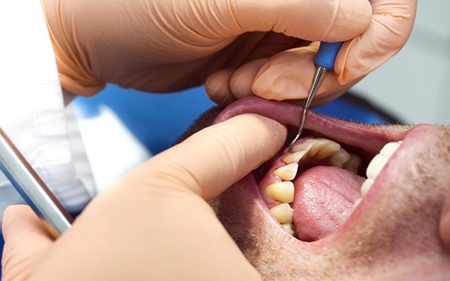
[292, 166, 364, 241]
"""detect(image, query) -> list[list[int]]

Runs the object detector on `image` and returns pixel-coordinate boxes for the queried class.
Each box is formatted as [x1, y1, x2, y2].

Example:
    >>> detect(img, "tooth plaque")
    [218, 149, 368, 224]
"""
[282, 150, 307, 164]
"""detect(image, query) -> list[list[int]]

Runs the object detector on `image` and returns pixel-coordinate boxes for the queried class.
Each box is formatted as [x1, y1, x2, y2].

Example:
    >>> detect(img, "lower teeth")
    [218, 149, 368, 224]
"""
[266, 138, 364, 237]
[266, 138, 403, 238]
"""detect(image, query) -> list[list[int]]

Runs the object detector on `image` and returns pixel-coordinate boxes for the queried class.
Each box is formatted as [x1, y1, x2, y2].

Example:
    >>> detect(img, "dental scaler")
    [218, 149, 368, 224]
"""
[0, 128, 73, 237]
[288, 41, 343, 151]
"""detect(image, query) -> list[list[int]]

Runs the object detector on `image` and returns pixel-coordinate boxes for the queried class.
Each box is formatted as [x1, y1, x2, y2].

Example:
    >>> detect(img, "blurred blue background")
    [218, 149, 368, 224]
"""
[73, 84, 400, 155]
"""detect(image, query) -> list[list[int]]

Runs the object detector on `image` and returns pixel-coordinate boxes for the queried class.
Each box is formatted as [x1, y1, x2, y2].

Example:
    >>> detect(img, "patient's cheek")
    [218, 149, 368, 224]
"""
[439, 191, 450, 251]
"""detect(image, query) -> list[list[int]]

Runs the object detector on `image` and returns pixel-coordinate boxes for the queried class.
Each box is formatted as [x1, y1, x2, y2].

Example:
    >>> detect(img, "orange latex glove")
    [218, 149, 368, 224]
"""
[2, 114, 287, 280]
[206, 0, 417, 105]
[40, 0, 376, 102]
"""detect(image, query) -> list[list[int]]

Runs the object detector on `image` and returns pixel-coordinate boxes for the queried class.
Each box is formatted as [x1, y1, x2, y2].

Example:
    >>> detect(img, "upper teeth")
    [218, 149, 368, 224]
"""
[359, 141, 402, 200]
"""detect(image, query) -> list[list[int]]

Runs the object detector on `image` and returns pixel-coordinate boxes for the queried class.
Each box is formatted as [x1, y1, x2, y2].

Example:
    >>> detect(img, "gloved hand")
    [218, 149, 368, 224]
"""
[2, 114, 287, 280]
[206, 0, 418, 105]
[40, 0, 387, 105]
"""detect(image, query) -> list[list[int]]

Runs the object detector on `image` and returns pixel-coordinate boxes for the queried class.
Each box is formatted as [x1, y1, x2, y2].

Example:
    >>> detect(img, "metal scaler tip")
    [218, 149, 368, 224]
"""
[288, 66, 327, 152]
[287, 40, 344, 152]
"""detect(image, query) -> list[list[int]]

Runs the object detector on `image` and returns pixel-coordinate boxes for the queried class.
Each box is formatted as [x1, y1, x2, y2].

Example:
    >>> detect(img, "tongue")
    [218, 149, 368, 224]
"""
[292, 166, 364, 241]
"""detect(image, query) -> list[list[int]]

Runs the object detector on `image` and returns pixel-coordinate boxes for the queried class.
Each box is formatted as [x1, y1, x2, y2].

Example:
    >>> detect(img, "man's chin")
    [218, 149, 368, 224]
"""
[184, 96, 450, 280]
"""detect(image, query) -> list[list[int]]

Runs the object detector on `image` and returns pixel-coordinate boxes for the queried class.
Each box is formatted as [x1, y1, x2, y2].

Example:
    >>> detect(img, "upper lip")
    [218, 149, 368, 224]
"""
[214, 96, 410, 154]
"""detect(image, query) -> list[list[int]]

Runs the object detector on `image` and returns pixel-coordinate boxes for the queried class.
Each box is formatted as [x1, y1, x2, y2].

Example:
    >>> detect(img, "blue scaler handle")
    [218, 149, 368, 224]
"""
[314, 41, 344, 70]
[287, 40, 344, 150]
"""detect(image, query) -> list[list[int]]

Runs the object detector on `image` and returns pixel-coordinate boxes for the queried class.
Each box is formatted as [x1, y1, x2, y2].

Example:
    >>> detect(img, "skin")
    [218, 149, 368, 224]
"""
[3, 98, 450, 280]
[188, 98, 450, 280]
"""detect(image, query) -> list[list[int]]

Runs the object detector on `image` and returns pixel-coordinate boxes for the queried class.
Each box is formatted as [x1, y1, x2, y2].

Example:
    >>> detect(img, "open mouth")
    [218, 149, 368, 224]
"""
[195, 96, 450, 279]
[212, 96, 411, 243]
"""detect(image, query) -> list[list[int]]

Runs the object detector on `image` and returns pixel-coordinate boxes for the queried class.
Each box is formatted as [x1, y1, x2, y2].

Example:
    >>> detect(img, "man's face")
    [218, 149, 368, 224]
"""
[187, 97, 450, 280]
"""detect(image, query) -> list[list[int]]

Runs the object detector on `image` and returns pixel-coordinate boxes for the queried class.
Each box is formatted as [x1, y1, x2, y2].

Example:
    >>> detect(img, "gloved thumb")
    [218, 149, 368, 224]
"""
[129, 113, 287, 201]
[2, 205, 54, 281]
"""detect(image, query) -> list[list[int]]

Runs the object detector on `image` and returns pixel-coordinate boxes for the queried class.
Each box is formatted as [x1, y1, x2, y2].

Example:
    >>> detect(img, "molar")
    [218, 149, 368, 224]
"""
[343, 153, 362, 174]
[308, 139, 341, 160]
[329, 148, 351, 168]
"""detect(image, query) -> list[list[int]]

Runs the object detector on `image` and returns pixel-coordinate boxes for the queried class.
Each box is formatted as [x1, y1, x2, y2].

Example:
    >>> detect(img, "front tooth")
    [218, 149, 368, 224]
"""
[265, 182, 295, 203]
[366, 141, 402, 180]
[380, 141, 402, 157]
[366, 154, 389, 180]
[281, 223, 295, 236]
[360, 179, 373, 197]
[282, 150, 307, 164]
[273, 163, 299, 181]
[270, 203, 294, 224]
[329, 148, 351, 168]
[353, 198, 362, 210]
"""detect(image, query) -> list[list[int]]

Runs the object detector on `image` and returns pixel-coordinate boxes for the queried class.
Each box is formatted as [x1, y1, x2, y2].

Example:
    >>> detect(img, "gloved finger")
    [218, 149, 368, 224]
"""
[131, 114, 287, 201]
[252, 46, 362, 102]
[205, 69, 239, 106]
[206, 0, 415, 104]
[206, 46, 362, 104]
[2, 205, 54, 280]
[334, 0, 417, 84]
[205, 59, 268, 106]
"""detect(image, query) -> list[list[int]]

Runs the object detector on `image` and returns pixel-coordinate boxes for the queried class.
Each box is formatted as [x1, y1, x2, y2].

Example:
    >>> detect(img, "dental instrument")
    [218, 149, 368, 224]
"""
[288, 41, 343, 151]
[0, 128, 73, 237]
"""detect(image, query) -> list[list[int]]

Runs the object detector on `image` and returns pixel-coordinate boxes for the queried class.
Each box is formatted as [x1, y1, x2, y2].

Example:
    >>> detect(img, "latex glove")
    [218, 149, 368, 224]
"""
[40, 0, 373, 101]
[2, 114, 287, 281]
[206, 0, 417, 105]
